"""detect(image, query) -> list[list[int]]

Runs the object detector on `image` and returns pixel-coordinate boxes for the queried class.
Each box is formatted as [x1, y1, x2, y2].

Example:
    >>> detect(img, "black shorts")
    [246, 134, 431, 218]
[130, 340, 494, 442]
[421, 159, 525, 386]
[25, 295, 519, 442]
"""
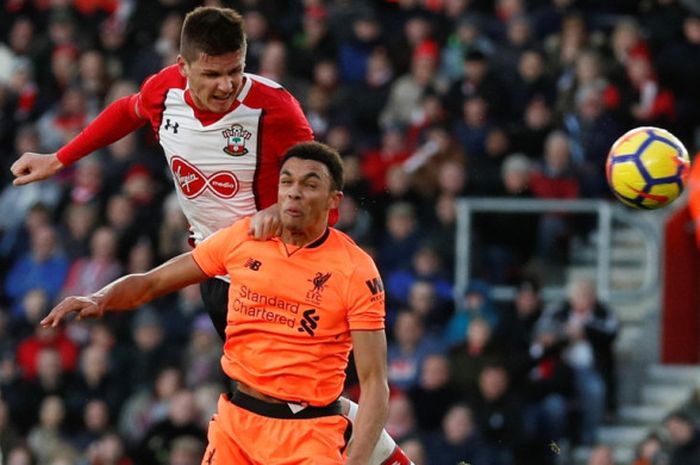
[199, 277, 230, 341]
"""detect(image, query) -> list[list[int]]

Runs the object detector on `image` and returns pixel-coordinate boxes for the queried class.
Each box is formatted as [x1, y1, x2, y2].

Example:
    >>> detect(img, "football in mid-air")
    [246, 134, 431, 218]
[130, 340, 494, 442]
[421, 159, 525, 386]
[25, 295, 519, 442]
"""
[606, 126, 690, 209]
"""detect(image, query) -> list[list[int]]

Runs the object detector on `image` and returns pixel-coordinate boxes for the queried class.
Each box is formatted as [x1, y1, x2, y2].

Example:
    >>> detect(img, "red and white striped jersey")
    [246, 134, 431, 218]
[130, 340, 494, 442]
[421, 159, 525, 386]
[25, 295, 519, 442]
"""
[135, 65, 313, 244]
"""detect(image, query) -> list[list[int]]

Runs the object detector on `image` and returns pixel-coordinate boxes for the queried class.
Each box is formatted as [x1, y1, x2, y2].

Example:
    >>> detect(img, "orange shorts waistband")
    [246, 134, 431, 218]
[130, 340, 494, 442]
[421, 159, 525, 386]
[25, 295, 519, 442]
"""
[228, 390, 343, 419]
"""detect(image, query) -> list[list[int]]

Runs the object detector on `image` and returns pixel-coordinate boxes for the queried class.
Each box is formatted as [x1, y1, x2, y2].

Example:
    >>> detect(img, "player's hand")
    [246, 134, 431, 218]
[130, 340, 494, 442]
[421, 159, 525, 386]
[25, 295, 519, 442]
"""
[11, 152, 64, 186]
[40, 295, 105, 327]
[249, 203, 283, 240]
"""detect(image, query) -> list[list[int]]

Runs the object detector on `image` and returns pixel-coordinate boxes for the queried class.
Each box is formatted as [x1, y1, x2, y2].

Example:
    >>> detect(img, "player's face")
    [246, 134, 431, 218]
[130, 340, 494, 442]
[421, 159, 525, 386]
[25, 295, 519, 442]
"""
[278, 158, 342, 234]
[178, 50, 245, 113]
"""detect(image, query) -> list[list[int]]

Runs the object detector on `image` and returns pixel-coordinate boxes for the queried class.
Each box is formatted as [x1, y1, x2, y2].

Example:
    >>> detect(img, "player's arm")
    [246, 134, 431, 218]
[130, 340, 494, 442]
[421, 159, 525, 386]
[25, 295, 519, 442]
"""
[12, 94, 147, 186]
[346, 329, 390, 465]
[40, 253, 207, 327]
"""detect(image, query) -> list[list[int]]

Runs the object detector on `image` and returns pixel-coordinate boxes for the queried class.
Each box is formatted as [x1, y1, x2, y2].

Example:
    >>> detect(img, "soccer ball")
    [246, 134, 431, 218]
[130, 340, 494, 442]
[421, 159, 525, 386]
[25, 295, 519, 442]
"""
[606, 126, 690, 209]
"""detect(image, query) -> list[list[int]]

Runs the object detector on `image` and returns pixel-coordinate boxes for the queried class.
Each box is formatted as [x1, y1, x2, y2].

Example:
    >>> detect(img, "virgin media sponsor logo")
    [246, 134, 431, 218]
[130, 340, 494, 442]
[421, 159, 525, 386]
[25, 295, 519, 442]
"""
[170, 156, 240, 199]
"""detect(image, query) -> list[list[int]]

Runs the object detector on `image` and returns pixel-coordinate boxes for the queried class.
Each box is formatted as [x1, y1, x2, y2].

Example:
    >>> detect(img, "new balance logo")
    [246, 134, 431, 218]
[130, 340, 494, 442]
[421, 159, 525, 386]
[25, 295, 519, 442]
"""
[164, 119, 179, 133]
[365, 277, 384, 295]
[297, 309, 320, 336]
[245, 258, 262, 271]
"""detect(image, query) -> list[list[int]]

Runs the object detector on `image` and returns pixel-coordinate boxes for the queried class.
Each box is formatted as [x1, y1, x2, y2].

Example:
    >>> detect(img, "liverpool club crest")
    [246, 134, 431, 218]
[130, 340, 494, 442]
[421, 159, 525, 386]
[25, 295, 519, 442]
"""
[222, 124, 252, 156]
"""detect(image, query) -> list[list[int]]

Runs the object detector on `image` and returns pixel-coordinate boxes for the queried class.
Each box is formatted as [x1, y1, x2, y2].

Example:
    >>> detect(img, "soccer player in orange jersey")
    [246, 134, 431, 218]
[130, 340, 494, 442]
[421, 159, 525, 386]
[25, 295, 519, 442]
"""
[42, 141, 391, 465]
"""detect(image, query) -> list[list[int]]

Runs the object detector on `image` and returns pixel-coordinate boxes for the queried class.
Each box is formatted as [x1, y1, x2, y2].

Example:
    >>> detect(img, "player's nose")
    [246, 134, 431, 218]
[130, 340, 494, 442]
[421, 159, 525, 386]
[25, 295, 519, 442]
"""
[218, 77, 234, 93]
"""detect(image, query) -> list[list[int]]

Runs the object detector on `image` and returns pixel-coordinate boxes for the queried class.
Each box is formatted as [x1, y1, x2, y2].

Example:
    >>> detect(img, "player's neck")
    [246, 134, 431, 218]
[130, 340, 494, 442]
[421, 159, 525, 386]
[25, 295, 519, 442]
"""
[280, 224, 327, 248]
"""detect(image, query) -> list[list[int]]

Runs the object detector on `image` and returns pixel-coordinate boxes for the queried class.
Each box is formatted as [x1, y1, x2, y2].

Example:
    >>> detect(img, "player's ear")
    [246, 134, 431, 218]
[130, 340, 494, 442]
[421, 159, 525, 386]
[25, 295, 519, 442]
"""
[176, 55, 188, 77]
[328, 191, 343, 210]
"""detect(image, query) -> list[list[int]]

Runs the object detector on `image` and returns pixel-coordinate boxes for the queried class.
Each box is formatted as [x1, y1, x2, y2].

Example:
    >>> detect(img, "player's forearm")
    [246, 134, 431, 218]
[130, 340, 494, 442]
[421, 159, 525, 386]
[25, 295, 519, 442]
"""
[57, 94, 146, 166]
[90, 273, 161, 311]
[346, 377, 389, 465]
[91, 254, 206, 312]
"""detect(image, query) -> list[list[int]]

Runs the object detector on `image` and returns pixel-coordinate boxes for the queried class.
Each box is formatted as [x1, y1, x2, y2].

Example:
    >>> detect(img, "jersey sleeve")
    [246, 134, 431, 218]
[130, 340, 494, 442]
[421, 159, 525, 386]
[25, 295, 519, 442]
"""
[192, 218, 251, 277]
[346, 253, 386, 331]
[270, 90, 314, 159]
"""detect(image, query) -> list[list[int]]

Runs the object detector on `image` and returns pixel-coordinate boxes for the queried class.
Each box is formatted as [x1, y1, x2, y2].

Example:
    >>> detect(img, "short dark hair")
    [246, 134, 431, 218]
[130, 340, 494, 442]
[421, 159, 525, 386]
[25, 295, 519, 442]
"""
[180, 7, 246, 62]
[281, 142, 344, 191]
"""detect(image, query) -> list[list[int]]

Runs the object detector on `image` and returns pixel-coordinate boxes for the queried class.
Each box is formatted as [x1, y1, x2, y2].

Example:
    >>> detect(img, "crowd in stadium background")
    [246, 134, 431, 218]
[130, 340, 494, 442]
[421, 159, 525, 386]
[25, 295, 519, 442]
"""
[1, 0, 700, 464]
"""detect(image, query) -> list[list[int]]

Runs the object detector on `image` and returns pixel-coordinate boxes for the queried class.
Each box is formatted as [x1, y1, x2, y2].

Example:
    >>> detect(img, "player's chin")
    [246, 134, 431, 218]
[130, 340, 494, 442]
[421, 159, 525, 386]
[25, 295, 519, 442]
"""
[208, 98, 232, 112]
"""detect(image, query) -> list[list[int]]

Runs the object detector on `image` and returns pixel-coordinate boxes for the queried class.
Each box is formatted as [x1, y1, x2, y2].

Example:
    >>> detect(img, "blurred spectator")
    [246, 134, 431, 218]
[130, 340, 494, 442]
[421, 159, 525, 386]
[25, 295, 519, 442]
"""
[156, 192, 187, 261]
[586, 444, 615, 465]
[445, 49, 507, 120]
[104, 194, 140, 262]
[166, 435, 205, 465]
[384, 392, 417, 442]
[65, 344, 124, 427]
[632, 432, 667, 465]
[80, 432, 132, 465]
[664, 411, 700, 465]
[118, 366, 184, 446]
[448, 317, 508, 395]
[182, 314, 221, 388]
[423, 403, 496, 465]
[346, 48, 393, 137]
[623, 52, 676, 126]
[376, 202, 422, 275]
[444, 280, 498, 348]
[10, 288, 50, 340]
[509, 96, 555, 159]
[37, 86, 97, 153]
[57, 157, 104, 214]
[61, 226, 122, 298]
[288, 6, 337, 81]
[387, 311, 444, 391]
[492, 14, 536, 81]
[71, 399, 112, 452]
[134, 390, 205, 465]
[397, 436, 427, 465]
[536, 278, 619, 445]
[380, 39, 442, 129]
[0, 125, 60, 230]
[562, 84, 621, 198]
[387, 245, 453, 309]
[360, 125, 411, 196]
[125, 307, 181, 392]
[440, 17, 495, 81]
[338, 12, 382, 84]
[470, 363, 524, 465]
[58, 202, 98, 260]
[128, 12, 182, 84]
[27, 395, 78, 465]
[6, 445, 37, 465]
[405, 280, 452, 334]
[475, 153, 538, 283]
[530, 130, 580, 262]
[508, 48, 555, 120]
[407, 354, 461, 432]
[5, 224, 69, 315]
[335, 193, 373, 245]
[453, 95, 492, 158]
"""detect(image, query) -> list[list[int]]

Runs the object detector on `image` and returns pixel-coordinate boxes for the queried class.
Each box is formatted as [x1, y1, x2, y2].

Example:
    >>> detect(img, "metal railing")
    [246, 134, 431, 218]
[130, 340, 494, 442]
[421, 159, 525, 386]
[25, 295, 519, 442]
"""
[455, 198, 663, 303]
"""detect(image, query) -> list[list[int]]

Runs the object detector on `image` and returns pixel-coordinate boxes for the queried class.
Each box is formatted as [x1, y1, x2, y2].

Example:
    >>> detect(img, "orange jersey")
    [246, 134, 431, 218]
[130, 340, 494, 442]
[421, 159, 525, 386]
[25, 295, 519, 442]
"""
[192, 217, 385, 406]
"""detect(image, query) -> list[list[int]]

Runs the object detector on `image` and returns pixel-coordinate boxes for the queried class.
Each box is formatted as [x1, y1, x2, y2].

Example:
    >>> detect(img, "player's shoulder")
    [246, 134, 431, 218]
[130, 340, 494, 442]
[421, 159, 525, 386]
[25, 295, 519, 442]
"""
[207, 217, 252, 243]
[141, 64, 186, 93]
[241, 73, 299, 109]
[328, 229, 375, 264]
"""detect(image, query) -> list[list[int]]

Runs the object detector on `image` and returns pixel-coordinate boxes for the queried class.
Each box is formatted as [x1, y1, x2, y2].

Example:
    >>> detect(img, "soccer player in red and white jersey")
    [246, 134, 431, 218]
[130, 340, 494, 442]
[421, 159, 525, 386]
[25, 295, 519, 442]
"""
[11, 7, 412, 465]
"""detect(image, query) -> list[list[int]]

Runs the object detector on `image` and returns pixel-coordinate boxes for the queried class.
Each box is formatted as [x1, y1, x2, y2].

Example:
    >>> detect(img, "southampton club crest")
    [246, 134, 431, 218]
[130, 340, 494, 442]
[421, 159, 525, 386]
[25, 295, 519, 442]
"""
[222, 124, 252, 156]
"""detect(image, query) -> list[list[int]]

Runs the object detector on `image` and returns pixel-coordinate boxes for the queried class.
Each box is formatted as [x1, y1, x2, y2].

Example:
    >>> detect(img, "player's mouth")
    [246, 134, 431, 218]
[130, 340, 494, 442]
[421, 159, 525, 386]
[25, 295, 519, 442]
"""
[284, 207, 303, 217]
